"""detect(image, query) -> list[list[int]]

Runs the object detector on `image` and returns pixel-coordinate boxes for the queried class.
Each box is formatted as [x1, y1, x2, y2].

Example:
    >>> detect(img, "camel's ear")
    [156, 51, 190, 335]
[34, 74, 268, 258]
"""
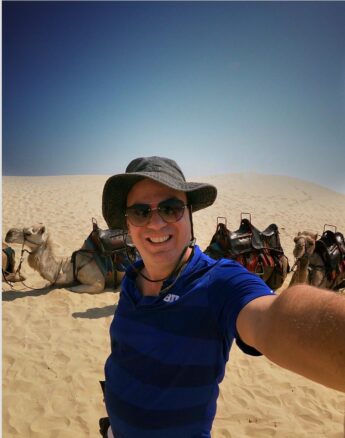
[297, 231, 302, 236]
[314, 234, 318, 241]
[294, 236, 298, 242]
[39, 226, 46, 235]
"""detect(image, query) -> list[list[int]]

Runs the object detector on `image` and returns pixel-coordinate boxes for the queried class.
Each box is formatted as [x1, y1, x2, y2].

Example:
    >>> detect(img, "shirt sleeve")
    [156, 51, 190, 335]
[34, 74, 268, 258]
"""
[208, 259, 275, 356]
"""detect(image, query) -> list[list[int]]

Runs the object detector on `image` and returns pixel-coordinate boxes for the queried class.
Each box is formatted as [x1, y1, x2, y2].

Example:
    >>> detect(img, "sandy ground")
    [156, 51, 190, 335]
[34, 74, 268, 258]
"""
[2, 173, 345, 437]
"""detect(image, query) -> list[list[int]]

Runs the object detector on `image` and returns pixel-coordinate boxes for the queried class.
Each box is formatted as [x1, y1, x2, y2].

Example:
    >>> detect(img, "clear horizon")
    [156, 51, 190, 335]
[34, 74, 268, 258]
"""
[3, 1, 345, 194]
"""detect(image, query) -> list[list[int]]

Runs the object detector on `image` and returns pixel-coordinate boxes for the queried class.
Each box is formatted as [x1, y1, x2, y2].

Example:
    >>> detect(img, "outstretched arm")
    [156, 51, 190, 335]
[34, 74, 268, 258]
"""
[237, 285, 345, 392]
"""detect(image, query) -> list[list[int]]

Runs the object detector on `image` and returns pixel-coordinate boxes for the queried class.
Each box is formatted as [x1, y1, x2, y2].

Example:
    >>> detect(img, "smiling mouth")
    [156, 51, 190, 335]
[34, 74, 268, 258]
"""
[147, 235, 171, 244]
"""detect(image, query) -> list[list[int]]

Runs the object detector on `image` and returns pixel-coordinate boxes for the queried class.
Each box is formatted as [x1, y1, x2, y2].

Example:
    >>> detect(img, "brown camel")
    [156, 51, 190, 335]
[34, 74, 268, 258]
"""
[5, 223, 125, 293]
[289, 231, 318, 286]
[290, 230, 345, 290]
[2, 242, 26, 283]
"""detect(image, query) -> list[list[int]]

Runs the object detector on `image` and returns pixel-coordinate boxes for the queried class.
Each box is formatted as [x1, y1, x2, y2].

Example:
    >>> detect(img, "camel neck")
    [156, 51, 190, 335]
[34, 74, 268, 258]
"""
[28, 240, 62, 283]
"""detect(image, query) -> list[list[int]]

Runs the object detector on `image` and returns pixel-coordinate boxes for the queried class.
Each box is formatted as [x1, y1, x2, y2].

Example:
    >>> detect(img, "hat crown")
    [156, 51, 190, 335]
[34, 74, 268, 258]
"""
[126, 156, 186, 182]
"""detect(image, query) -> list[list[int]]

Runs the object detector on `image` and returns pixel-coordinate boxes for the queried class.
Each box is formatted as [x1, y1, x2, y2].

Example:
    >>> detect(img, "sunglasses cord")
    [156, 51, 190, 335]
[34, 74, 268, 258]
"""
[127, 238, 195, 285]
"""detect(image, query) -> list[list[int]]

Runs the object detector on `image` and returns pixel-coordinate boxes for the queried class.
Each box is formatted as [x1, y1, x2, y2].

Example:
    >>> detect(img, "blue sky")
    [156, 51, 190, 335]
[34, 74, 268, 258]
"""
[2, 1, 345, 193]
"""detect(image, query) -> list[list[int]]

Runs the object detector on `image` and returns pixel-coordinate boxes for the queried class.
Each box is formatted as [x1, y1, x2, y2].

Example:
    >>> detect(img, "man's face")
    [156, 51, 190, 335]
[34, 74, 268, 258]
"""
[126, 178, 192, 269]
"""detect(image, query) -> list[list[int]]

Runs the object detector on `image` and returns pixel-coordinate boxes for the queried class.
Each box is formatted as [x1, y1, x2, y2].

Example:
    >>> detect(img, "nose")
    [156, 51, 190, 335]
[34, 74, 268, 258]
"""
[5, 231, 13, 242]
[146, 209, 166, 229]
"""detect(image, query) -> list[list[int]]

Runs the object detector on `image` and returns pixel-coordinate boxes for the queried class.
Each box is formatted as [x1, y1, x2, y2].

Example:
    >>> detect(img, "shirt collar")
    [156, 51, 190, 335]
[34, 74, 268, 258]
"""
[124, 245, 203, 305]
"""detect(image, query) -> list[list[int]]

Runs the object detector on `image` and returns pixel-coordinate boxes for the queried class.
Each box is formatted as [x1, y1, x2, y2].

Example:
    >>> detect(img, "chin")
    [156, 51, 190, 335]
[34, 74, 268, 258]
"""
[144, 247, 180, 263]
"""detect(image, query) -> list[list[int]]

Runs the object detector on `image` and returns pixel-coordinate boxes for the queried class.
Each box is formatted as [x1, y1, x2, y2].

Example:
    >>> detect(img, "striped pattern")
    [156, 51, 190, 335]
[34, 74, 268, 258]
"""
[104, 246, 273, 437]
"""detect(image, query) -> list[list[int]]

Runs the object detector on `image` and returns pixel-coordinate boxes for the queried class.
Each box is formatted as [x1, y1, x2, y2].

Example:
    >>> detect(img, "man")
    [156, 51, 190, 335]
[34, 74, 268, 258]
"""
[101, 156, 345, 438]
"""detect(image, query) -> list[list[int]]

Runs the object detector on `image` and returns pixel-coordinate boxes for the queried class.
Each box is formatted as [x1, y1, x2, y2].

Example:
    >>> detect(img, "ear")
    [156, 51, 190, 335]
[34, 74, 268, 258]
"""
[39, 226, 46, 235]
[125, 218, 130, 235]
[294, 236, 298, 242]
[314, 234, 318, 241]
[297, 231, 302, 236]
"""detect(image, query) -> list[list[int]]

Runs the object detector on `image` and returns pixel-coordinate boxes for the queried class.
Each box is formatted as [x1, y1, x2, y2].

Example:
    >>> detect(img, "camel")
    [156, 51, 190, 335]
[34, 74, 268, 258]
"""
[2, 242, 26, 283]
[289, 230, 345, 290]
[289, 231, 318, 286]
[5, 223, 126, 293]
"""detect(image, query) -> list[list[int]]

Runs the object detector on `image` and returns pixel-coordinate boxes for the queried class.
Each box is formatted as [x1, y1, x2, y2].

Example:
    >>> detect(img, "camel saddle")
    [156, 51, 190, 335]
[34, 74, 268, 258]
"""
[315, 229, 345, 274]
[204, 214, 288, 290]
[72, 219, 138, 286]
[89, 220, 127, 254]
[205, 216, 283, 259]
[87, 218, 137, 271]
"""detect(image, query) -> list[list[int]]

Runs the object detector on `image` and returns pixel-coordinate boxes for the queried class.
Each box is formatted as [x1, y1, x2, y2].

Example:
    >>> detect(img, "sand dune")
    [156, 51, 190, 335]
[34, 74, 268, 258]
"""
[2, 173, 345, 437]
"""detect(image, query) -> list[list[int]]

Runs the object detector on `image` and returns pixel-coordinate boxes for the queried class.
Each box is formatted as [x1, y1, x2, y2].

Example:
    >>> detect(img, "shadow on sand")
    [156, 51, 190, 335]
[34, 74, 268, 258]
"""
[72, 304, 117, 319]
[2, 284, 56, 301]
[2, 282, 118, 319]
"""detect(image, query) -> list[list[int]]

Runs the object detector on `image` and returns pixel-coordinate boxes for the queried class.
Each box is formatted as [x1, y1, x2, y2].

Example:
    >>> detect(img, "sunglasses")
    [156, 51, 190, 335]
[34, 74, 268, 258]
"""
[125, 198, 188, 227]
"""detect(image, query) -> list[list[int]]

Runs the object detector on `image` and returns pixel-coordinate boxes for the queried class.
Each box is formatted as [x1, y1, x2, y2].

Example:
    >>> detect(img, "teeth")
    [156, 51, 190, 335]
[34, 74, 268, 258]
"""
[149, 236, 170, 243]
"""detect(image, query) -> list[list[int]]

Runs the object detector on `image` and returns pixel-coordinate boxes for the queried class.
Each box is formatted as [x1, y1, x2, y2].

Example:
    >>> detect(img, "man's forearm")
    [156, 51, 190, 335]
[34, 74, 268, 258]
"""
[257, 285, 345, 392]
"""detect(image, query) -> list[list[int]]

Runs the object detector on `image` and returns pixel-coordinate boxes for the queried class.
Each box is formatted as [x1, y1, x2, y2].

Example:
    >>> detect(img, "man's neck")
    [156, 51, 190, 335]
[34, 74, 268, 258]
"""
[137, 246, 193, 296]
[137, 275, 163, 296]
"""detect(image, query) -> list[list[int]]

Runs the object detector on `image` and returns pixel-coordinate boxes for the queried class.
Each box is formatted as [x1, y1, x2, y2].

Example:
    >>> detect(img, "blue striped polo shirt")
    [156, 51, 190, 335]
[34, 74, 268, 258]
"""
[104, 245, 274, 438]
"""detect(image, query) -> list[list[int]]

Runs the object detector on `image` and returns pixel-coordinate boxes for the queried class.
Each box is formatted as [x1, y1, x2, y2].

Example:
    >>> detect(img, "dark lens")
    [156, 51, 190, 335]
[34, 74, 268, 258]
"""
[158, 199, 185, 223]
[126, 204, 151, 226]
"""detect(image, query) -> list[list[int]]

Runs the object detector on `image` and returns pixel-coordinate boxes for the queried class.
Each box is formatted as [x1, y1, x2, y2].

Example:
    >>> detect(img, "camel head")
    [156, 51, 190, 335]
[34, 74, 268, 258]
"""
[5, 223, 48, 251]
[293, 231, 318, 259]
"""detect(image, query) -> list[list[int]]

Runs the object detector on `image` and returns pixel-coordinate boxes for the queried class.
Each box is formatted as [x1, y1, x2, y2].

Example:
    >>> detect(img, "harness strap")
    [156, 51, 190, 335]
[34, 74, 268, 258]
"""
[71, 249, 96, 282]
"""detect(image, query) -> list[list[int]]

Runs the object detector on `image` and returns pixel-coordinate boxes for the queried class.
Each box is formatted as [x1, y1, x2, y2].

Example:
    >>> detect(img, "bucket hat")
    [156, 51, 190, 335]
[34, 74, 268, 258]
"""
[102, 156, 217, 229]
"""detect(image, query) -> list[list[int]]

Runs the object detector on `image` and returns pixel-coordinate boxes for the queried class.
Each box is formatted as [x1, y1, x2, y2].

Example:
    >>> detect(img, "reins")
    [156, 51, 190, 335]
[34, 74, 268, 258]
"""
[290, 258, 299, 273]
[290, 252, 310, 284]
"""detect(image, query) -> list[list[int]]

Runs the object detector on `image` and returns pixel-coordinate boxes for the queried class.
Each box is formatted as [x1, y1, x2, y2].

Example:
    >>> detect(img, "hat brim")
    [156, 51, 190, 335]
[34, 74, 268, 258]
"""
[102, 171, 217, 229]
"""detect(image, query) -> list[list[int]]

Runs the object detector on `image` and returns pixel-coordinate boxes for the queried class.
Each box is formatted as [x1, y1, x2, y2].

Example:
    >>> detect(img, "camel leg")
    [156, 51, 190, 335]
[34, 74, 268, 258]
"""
[57, 259, 106, 293]
[4, 272, 26, 283]
[289, 258, 310, 286]
[309, 271, 326, 289]
[69, 281, 105, 293]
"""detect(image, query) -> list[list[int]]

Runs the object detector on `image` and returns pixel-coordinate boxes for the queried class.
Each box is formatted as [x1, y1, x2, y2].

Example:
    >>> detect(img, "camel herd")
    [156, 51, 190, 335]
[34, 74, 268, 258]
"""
[2, 223, 345, 294]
